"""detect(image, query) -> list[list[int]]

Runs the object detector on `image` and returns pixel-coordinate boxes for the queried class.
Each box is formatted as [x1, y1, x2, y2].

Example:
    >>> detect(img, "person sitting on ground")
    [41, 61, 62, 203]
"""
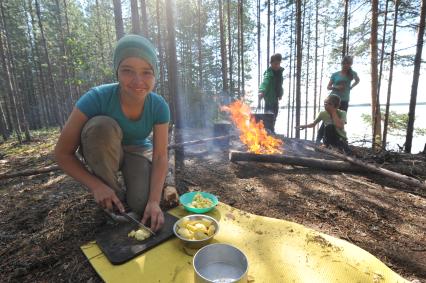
[299, 94, 349, 152]
[258, 53, 284, 133]
[54, 34, 170, 232]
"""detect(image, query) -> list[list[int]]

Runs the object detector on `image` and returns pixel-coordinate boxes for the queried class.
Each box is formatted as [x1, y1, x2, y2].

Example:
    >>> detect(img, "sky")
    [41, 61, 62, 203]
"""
[246, 2, 426, 106]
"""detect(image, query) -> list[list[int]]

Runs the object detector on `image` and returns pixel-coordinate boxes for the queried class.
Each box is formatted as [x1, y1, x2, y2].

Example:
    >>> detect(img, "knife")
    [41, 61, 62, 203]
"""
[122, 212, 156, 236]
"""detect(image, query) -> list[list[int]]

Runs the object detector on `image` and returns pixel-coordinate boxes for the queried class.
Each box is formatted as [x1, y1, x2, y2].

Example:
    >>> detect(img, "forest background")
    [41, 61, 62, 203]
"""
[0, 0, 425, 153]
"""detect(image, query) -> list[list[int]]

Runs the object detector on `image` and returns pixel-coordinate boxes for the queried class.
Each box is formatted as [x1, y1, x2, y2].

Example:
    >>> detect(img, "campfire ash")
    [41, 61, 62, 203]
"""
[221, 100, 283, 154]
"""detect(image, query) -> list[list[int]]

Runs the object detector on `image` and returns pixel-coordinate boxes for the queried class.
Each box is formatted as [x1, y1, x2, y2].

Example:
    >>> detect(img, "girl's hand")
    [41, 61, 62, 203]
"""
[92, 184, 125, 213]
[141, 201, 164, 232]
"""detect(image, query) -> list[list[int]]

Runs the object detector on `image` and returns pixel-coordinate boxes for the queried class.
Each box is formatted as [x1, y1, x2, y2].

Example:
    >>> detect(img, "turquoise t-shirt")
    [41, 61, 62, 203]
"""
[330, 70, 358, 102]
[76, 83, 170, 147]
[314, 110, 347, 140]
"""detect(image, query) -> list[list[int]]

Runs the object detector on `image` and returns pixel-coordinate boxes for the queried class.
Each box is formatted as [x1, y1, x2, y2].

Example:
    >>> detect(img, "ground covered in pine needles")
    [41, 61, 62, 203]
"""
[0, 128, 425, 282]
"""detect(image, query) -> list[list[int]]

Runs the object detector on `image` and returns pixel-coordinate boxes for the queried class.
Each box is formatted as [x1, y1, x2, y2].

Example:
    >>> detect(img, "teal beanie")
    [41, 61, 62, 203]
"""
[113, 34, 159, 78]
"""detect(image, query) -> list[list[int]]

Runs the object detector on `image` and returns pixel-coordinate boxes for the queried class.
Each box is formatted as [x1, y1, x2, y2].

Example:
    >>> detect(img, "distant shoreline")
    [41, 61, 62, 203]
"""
[275, 102, 426, 109]
[350, 102, 426, 107]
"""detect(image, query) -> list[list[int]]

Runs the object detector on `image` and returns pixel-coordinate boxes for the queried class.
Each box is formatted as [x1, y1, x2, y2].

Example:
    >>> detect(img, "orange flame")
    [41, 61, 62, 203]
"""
[221, 100, 283, 154]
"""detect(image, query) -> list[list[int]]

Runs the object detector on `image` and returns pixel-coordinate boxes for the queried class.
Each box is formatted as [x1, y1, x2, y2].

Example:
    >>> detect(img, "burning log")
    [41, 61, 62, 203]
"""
[229, 150, 367, 172]
[314, 145, 426, 189]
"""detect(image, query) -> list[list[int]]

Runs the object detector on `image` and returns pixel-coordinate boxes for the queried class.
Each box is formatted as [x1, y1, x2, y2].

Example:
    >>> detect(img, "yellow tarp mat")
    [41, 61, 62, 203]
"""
[81, 203, 408, 283]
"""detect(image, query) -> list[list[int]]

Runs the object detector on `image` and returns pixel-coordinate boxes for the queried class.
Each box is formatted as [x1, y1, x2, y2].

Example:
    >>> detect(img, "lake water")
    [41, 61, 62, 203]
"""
[273, 104, 426, 153]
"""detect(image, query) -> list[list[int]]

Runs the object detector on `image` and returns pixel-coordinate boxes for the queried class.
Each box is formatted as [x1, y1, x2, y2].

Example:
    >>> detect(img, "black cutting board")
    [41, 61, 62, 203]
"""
[96, 212, 179, 265]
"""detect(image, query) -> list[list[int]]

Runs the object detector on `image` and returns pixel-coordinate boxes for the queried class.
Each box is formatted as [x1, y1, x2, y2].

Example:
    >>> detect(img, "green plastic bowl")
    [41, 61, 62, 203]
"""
[180, 192, 219, 213]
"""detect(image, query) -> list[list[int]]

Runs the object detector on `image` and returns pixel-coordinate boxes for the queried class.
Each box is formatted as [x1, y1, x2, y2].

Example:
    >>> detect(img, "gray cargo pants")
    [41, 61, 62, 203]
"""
[80, 116, 153, 217]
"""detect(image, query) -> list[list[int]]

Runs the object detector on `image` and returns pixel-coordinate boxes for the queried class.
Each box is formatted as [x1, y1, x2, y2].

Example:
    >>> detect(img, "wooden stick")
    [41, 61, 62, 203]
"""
[314, 145, 426, 189]
[229, 150, 367, 172]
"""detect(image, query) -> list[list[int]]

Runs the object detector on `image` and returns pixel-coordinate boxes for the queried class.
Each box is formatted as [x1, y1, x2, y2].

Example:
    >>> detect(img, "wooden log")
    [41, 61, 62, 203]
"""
[314, 145, 426, 189]
[229, 150, 367, 172]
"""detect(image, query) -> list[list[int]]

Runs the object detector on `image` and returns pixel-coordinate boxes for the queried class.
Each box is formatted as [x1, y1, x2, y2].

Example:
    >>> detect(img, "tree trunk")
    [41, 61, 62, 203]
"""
[304, 8, 311, 140]
[291, 26, 297, 138]
[28, 0, 50, 127]
[219, 0, 228, 92]
[156, 0, 165, 97]
[405, 0, 426, 153]
[312, 0, 319, 141]
[257, 0, 261, 89]
[94, 0, 106, 67]
[266, 0, 270, 67]
[139, 0, 148, 37]
[237, 0, 241, 96]
[165, 0, 181, 128]
[377, 0, 389, 104]
[1, 2, 31, 141]
[0, 1, 22, 143]
[0, 100, 8, 140]
[55, 0, 74, 117]
[35, 0, 63, 127]
[229, 150, 367, 172]
[318, 21, 327, 132]
[24, 0, 41, 130]
[383, 0, 399, 149]
[0, 33, 22, 143]
[197, 0, 203, 88]
[240, 0, 244, 97]
[295, 0, 302, 138]
[315, 145, 426, 189]
[227, 0, 233, 95]
[113, 0, 125, 40]
[273, 0, 276, 53]
[370, 0, 382, 149]
[131, 0, 141, 35]
[63, 0, 80, 103]
[342, 0, 349, 57]
[287, 3, 294, 137]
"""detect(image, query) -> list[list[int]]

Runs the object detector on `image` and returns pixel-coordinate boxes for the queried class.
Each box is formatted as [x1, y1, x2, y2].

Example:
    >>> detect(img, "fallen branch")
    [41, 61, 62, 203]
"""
[314, 145, 426, 189]
[229, 150, 367, 172]
[0, 135, 233, 181]
[0, 165, 60, 180]
[167, 135, 232, 149]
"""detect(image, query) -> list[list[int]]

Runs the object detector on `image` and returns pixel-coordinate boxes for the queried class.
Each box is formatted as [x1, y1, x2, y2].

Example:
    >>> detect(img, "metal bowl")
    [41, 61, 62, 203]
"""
[193, 243, 248, 283]
[173, 214, 219, 249]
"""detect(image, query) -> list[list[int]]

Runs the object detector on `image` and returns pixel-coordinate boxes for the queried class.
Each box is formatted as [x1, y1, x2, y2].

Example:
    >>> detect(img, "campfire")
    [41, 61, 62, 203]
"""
[221, 100, 283, 154]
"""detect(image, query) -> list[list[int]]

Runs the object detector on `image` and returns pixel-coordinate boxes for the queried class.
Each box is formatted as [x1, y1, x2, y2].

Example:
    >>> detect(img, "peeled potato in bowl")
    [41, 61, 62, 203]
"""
[173, 214, 219, 249]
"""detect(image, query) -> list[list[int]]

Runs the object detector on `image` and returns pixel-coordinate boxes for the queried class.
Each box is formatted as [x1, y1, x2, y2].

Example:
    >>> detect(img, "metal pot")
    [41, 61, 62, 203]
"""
[251, 111, 275, 133]
[193, 243, 248, 283]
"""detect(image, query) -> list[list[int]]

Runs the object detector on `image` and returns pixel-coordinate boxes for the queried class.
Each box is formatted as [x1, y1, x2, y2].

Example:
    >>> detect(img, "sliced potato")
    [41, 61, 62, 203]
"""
[176, 218, 216, 240]
[207, 225, 216, 236]
[178, 227, 193, 239]
[194, 231, 209, 240]
[200, 219, 212, 227]
[194, 223, 208, 233]
[128, 228, 151, 241]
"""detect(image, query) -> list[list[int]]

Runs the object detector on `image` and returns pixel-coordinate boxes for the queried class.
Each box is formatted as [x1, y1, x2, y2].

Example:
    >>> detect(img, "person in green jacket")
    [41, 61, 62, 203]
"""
[258, 53, 284, 133]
